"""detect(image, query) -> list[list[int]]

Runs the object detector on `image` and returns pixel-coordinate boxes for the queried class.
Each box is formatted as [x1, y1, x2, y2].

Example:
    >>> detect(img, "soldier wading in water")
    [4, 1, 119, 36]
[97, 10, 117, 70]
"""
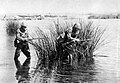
[57, 23, 80, 61]
[14, 24, 31, 60]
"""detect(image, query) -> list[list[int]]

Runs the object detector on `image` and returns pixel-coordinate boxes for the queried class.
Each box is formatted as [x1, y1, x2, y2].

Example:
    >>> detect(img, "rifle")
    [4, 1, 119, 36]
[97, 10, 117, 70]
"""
[62, 38, 91, 47]
[28, 38, 44, 41]
[27, 37, 45, 45]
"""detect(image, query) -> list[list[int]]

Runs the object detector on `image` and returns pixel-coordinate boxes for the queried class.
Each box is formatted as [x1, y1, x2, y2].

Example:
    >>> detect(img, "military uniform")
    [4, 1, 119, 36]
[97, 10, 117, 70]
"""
[14, 25, 30, 59]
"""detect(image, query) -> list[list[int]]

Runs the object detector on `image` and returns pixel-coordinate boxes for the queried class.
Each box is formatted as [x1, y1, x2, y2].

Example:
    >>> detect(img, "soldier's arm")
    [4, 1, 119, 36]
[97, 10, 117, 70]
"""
[23, 30, 29, 41]
[16, 29, 24, 41]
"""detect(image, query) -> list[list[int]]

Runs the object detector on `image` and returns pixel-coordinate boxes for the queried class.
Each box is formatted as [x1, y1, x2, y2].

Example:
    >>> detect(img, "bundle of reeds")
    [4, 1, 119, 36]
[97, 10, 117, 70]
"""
[30, 28, 57, 67]
[5, 20, 20, 35]
[50, 20, 105, 65]
[31, 20, 105, 67]
[77, 21, 106, 58]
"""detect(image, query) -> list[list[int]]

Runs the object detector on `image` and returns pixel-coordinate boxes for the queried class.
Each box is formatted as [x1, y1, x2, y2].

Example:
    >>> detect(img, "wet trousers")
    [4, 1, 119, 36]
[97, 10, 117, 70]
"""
[14, 43, 30, 59]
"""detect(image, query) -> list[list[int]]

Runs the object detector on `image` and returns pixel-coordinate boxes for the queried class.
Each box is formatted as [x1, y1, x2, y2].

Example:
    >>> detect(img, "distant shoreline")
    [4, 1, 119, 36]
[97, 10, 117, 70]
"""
[88, 14, 120, 19]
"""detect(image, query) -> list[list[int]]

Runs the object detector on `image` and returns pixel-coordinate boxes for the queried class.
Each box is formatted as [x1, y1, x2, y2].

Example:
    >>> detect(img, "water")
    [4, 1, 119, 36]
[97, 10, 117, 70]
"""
[0, 19, 120, 83]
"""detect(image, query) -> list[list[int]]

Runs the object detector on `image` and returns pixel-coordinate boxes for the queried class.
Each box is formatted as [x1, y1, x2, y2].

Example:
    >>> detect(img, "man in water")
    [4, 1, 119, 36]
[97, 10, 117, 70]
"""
[14, 23, 31, 60]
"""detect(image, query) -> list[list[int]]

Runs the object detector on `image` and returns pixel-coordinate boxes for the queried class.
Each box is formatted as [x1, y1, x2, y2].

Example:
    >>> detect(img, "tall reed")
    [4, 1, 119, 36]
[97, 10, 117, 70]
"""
[31, 20, 105, 67]
[30, 27, 57, 67]
[50, 20, 105, 65]
[78, 21, 106, 57]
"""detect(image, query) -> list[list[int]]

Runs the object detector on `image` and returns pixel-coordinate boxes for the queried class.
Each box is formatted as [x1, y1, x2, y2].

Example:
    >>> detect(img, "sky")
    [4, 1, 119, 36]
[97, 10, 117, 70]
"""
[0, 0, 120, 15]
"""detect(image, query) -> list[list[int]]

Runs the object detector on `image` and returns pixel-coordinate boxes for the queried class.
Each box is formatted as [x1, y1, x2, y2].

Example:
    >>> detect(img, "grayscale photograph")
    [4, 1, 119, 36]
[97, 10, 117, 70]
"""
[0, 0, 120, 83]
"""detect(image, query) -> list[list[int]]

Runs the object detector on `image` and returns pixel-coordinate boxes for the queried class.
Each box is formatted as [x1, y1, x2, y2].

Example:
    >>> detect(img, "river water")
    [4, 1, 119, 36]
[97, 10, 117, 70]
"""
[0, 19, 120, 83]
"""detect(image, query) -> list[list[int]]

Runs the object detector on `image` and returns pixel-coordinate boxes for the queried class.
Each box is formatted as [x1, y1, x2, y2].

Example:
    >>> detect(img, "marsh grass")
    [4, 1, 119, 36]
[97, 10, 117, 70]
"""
[78, 21, 106, 55]
[30, 27, 57, 68]
[31, 20, 105, 68]
[5, 20, 19, 36]
[52, 21, 105, 57]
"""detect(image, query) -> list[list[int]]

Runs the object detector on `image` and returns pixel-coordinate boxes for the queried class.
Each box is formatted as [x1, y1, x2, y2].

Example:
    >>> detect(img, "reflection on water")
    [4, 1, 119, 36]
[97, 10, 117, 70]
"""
[31, 58, 98, 83]
[56, 60, 97, 83]
[14, 58, 31, 83]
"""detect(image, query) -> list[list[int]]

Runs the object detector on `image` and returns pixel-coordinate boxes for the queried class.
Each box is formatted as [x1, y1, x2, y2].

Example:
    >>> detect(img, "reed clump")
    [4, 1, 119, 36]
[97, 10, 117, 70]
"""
[30, 28, 57, 67]
[5, 20, 19, 35]
[50, 21, 106, 65]
[77, 21, 106, 56]
[31, 20, 105, 67]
